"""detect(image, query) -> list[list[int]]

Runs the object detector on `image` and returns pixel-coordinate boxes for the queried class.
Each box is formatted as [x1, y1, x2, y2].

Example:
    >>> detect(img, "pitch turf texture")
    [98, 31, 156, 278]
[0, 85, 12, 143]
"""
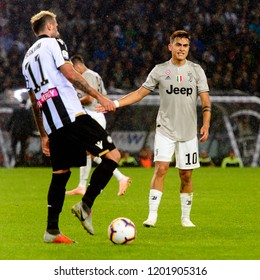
[0, 167, 259, 260]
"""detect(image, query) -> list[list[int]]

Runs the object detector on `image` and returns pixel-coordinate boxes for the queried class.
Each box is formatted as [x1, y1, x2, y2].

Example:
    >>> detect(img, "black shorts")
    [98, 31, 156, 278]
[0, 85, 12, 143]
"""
[48, 114, 116, 171]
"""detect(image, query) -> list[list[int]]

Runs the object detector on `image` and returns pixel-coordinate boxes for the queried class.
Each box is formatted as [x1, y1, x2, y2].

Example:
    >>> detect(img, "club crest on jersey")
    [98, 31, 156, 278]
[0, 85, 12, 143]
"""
[176, 75, 183, 83]
[165, 70, 171, 80]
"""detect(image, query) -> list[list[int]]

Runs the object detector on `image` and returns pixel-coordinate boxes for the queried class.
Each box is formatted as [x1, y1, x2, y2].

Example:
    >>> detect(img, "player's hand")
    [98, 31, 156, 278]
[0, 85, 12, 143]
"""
[199, 126, 209, 143]
[98, 96, 116, 112]
[95, 104, 107, 113]
[41, 135, 50, 157]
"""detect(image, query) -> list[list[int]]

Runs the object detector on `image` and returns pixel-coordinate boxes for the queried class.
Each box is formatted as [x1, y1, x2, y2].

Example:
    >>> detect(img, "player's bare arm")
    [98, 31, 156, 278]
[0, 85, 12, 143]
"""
[28, 89, 50, 157]
[117, 87, 151, 107]
[199, 92, 211, 143]
[97, 86, 151, 113]
[60, 63, 116, 111]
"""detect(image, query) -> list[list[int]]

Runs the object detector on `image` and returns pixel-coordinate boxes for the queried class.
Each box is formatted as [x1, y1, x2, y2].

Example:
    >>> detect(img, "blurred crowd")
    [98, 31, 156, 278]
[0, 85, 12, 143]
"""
[0, 0, 259, 95]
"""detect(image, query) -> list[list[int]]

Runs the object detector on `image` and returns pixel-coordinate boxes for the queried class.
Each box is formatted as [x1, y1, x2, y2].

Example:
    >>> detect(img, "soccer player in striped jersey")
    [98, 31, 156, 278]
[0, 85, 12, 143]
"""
[65, 54, 131, 196]
[99, 30, 211, 228]
[22, 11, 119, 243]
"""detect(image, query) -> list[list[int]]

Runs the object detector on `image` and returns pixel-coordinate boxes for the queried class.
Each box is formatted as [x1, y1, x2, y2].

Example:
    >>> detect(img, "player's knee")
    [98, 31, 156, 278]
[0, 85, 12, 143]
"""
[104, 148, 121, 163]
[155, 163, 169, 177]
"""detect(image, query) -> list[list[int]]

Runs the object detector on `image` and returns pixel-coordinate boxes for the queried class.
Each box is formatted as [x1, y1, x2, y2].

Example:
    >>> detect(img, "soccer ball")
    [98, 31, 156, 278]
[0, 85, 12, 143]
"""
[108, 217, 136, 244]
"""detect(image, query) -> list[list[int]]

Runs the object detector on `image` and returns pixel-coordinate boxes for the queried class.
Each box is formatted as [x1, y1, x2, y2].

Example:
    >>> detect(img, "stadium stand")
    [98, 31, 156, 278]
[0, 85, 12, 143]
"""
[0, 0, 259, 96]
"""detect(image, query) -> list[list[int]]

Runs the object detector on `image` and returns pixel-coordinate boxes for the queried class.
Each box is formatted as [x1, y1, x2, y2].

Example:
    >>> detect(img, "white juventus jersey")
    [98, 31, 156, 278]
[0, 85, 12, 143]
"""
[78, 69, 107, 111]
[22, 35, 85, 135]
[142, 59, 209, 141]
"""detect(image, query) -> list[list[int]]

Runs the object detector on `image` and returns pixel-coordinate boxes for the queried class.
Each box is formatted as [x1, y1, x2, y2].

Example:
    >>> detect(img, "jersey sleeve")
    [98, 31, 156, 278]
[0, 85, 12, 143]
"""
[196, 65, 209, 93]
[52, 38, 71, 69]
[142, 66, 159, 91]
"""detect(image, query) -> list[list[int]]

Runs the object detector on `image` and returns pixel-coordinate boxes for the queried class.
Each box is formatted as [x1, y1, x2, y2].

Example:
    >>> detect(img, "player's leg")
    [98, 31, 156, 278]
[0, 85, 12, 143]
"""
[71, 115, 120, 234]
[113, 168, 132, 196]
[43, 169, 75, 243]
[143, 132, 174, 227]
[72, 149, 120, 235]
[82, 148, 120, 208]
[91, 157, 131, 195]
[44, 124, 87, 243]
[143, 161, 169, 227]
[178, 169, 195, 227]
[175, 137, 200, 227]
[91, 111, 131, 196]
[66, 154, 92, 195]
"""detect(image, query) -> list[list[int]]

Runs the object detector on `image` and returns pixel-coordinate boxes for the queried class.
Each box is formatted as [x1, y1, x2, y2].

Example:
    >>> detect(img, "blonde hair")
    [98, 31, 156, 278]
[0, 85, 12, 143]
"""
[30, 10, 56, 35]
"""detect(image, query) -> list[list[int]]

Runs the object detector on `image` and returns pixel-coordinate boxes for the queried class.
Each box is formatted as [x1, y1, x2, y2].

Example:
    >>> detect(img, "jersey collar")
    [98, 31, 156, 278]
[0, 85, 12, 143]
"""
[37, 34, 50, 39]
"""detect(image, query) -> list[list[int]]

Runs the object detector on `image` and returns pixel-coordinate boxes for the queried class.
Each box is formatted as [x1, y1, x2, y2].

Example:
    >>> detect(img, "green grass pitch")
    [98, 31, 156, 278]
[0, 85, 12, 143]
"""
[0, 167, 259, 260]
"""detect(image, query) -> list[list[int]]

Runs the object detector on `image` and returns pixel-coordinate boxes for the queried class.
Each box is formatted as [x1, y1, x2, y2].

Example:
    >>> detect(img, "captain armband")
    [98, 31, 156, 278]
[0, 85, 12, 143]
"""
[202, 106, 211, 113]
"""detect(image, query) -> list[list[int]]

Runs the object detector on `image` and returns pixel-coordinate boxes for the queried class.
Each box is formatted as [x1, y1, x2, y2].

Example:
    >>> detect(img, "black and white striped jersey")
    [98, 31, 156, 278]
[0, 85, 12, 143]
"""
[22, 35, 85, 135]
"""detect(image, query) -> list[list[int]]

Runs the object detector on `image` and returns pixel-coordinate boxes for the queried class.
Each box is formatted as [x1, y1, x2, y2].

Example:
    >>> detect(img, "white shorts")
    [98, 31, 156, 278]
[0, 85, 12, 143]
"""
[85, 109, 106, 129]
[154, 132, 200, 169]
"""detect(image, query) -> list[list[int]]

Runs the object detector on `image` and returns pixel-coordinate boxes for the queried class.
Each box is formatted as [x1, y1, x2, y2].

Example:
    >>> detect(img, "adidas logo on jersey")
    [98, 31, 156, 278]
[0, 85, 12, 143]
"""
[95, 140, 103, 149]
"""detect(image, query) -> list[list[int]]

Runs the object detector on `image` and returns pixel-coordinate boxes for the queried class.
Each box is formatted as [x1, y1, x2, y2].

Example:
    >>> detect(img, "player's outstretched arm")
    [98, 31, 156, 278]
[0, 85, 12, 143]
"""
[96, 87, 151, 112]
[117, 87, 151, 107]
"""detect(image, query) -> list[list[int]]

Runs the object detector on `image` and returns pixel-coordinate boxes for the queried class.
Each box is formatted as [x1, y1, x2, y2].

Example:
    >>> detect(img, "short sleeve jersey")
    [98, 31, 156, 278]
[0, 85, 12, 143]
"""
[142, 59, 209, 141]
[78, 69, 107, 111]
[22, 36, 85, 135]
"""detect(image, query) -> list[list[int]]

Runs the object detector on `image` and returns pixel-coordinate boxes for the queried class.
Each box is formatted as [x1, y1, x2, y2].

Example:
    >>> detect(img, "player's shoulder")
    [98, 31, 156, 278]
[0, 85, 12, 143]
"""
[36, 37, 64, 50]
[86, 68, 99, 76]
[186, 59, 202, 70]
[54, 38, 66, 46]
[155, 60, 171, 69]
[83, 69, 99, 78]
[151, 60, 171, 75]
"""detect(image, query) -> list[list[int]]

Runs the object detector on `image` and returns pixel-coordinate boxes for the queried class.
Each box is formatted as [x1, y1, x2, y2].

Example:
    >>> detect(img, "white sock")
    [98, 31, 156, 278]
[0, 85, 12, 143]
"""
[79, 155, 92, 187]
[180, 192, 193, 220]
[147, 189, 162, 221]
[113, 168, 124, 181]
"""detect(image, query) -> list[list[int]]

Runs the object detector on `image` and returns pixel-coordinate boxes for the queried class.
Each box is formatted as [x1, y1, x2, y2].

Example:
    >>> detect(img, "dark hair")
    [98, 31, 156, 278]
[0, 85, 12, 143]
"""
[70, 54, 85, 64]
[170, 30, 191, 43]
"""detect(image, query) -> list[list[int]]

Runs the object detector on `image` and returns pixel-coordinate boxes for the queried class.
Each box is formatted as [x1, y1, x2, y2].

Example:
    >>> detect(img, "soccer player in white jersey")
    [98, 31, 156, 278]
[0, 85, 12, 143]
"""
[98, 30, 211, 228]
[22, 11, 119, 243]
[65, 54, 131, 196]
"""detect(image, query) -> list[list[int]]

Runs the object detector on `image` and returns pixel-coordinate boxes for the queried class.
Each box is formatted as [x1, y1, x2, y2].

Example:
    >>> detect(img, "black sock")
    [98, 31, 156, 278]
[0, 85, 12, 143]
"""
[47, 171, 71, 231]
[82, 158, 118, 209]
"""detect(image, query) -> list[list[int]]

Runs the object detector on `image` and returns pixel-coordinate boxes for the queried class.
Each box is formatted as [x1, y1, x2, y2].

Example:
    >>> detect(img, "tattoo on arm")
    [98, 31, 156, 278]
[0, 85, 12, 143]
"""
[202, 105, 211, 113]
[73, 79, 93, 96]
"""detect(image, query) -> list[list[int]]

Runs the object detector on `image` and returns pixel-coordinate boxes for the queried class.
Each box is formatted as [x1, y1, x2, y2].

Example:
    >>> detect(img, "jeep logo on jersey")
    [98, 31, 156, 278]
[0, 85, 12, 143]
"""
[166, 86, 193, 96]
